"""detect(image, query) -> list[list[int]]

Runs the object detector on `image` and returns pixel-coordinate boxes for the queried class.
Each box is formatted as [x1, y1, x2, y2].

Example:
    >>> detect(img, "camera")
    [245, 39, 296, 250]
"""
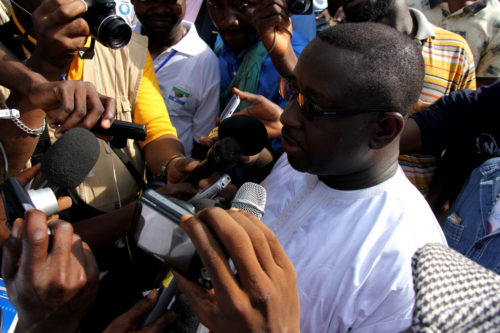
[134, 189, 221, 289]
[83, 0, 132, 49]
[1, 178, 59, 229]
[287, 0, 312, 14]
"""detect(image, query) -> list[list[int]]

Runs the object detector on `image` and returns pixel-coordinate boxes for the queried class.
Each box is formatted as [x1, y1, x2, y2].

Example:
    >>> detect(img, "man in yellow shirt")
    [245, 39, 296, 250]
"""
[1, 0, 196, 217]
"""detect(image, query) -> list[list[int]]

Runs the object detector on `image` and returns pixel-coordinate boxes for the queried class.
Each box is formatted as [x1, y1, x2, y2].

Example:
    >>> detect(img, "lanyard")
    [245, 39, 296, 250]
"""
[155, 50, 178, 74]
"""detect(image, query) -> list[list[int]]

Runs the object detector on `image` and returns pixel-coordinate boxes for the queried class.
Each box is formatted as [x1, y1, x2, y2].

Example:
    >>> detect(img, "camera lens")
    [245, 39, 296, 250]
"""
[97, 16, 132, 49]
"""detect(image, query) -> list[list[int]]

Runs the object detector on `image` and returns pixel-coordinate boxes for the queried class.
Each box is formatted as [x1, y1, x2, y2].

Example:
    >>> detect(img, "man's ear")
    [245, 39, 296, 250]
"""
[369, 112, 404, 149]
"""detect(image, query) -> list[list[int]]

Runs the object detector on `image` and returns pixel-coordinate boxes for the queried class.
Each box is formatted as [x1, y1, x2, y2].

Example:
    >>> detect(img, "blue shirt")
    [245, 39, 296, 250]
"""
[411, 81, 500, 203]
[218, 32, 309, 109]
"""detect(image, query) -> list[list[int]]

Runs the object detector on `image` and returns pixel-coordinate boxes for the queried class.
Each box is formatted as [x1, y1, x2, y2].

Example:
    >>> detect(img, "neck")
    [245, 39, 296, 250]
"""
[319, 152, 400, 191]
[446, 0, 472, 13]
[147, 23, 186, 59]
[377, 1, 417, 38]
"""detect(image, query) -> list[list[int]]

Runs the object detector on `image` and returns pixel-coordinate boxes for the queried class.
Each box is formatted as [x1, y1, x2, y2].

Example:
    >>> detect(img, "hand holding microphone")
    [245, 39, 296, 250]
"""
[175, 201, 300, 333]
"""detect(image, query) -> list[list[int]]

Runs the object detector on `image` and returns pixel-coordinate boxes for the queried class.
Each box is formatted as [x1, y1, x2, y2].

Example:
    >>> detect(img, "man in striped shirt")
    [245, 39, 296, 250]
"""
[329, 0, 477, 196]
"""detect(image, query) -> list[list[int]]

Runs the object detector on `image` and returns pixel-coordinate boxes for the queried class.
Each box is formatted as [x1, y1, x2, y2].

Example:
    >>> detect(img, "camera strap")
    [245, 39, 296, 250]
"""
[110, 146, 147, 191]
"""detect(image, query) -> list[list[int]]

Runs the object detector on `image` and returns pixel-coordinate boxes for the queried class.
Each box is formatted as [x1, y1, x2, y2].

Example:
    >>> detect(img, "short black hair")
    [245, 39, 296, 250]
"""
[317, 23, 424, 115]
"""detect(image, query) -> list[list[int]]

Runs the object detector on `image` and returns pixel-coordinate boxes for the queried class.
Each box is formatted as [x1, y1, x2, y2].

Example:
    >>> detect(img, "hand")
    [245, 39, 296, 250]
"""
[233, 87, 283, 140]
[176, 208, 300, 333]
[29, 0, 90, 77]
[103, 289, 176, 333]
[29, 79, 116, 137]
[1, 210, 99, 333]
[316, 8, 332, 20]
[166, 157, 200, 185]
[253, 0, 293, 57]
[154, 183, 198, 201]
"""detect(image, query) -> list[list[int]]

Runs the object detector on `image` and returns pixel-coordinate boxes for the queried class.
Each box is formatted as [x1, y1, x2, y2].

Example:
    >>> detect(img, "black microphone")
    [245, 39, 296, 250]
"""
[181, 137, 241, 186]
[91, 119, 147, 141]
[1, 128, 100, 222]
[37, 128, 100, 194]
[218, 114, 268, 156]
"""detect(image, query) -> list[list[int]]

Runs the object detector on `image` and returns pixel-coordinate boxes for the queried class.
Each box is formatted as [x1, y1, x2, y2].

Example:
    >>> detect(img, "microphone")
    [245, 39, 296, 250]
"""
[1, 128, 100, 222]
[38, 128, 100, 193]
[211, 115, 268, 156]
[181, 137, 241, 186]
[91, 119, 147, 141]
[231, 182, 267, 219]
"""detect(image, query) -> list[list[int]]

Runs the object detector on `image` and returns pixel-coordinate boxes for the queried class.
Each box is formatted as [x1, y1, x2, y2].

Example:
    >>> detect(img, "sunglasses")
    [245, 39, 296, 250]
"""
[279, 78, 386, 121]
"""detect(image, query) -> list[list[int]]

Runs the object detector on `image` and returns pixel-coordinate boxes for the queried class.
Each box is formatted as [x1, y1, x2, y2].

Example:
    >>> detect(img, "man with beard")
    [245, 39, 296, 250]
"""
[328, 0, 477, 196]
[133, 0, 221, 158]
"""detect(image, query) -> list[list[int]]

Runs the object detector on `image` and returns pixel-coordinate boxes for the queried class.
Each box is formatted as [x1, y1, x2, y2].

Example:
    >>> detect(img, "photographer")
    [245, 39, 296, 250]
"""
[0, 42, 115, 179]
[1, 0, 197, 216]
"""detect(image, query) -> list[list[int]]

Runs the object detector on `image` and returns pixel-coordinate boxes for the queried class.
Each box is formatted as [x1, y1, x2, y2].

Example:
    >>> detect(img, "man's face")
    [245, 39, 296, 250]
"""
[341, 0, 393, 22]
[280, 40, 374, 176]
[207, 0, 259, 53]
[134, 0, 185, 35]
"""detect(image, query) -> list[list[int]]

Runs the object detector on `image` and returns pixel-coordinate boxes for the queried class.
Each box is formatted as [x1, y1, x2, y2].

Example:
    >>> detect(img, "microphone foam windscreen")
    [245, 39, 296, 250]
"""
[218, 115, 268, 156]
[211, 137, 241, 168]
[41, 128, 100, 188]
[231, 182, 267, 219]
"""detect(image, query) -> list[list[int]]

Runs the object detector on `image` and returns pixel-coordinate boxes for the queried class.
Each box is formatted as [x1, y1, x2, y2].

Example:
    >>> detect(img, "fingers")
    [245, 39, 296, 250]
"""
[1, 219, 24, 281]
[103, 290, 173, 333]
[232, 87, 261, 105]
[140, 306, 176, 333]
[47, 220, 74, 276]
[16, 164, 42, 187]
[179, 213, 242, 297]
[20, 210, 50, 277]
[226, 210, 278, 277]
[98, 95, 116, 129]
[174, 272, 219, 328]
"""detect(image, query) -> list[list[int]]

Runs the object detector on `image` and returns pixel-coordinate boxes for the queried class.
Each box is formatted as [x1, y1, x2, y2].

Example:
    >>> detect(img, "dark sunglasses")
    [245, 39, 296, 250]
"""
[279, 78, 386, 121]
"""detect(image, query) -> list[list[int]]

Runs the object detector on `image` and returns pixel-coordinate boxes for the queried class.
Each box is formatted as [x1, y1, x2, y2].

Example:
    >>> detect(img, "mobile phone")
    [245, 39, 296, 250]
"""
[189, 174, 231, 202]
[220, 95, 240, 120]
[134, 189, 214, 287]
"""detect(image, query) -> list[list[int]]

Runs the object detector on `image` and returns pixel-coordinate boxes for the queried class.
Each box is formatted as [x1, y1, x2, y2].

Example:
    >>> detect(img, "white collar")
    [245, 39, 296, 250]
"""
[133, 20, 205, 57]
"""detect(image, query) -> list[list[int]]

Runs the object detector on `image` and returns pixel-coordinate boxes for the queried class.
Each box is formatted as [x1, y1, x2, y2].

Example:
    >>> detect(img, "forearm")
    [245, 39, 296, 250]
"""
[268, 43, 298, 78]
[399, 118, 423, 154]
[73, 202, 137, 249]
[0, 108, 45, 178]
[0, 43, 50, 96]
[143, 134, 185, 178]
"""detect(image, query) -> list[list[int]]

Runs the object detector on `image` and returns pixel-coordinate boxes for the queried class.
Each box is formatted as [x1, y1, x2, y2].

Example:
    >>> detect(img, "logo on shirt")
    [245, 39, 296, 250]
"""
[476, 133, 500, 156]
[119, 3, 130, 15]
[168, 86, 191, 106]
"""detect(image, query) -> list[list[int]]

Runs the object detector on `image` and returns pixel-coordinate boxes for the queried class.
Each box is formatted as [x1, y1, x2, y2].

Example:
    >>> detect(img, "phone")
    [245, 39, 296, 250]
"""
[189, 174, 231, 202]
[134, 189, 213, 288]
[220, 95, 240, 120]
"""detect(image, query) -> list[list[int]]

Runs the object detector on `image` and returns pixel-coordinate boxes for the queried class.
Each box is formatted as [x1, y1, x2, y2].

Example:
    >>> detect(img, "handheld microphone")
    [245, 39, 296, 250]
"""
[37, 128, 100, 194]
[210, 115, 268, 156]
[231, 182, 267, 219]
[1, 128, 100, 225]
[180, 137, 241, 186]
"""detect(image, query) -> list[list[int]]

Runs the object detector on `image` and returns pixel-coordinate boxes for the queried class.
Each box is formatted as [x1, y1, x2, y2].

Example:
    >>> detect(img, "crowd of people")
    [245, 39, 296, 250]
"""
[0, 0, 499, 331]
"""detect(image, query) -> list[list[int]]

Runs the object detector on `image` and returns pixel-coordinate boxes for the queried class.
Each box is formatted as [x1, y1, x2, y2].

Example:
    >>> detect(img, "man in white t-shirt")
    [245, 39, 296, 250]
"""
[133, 0, 220, 157]
[257, 23, 447, 332]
